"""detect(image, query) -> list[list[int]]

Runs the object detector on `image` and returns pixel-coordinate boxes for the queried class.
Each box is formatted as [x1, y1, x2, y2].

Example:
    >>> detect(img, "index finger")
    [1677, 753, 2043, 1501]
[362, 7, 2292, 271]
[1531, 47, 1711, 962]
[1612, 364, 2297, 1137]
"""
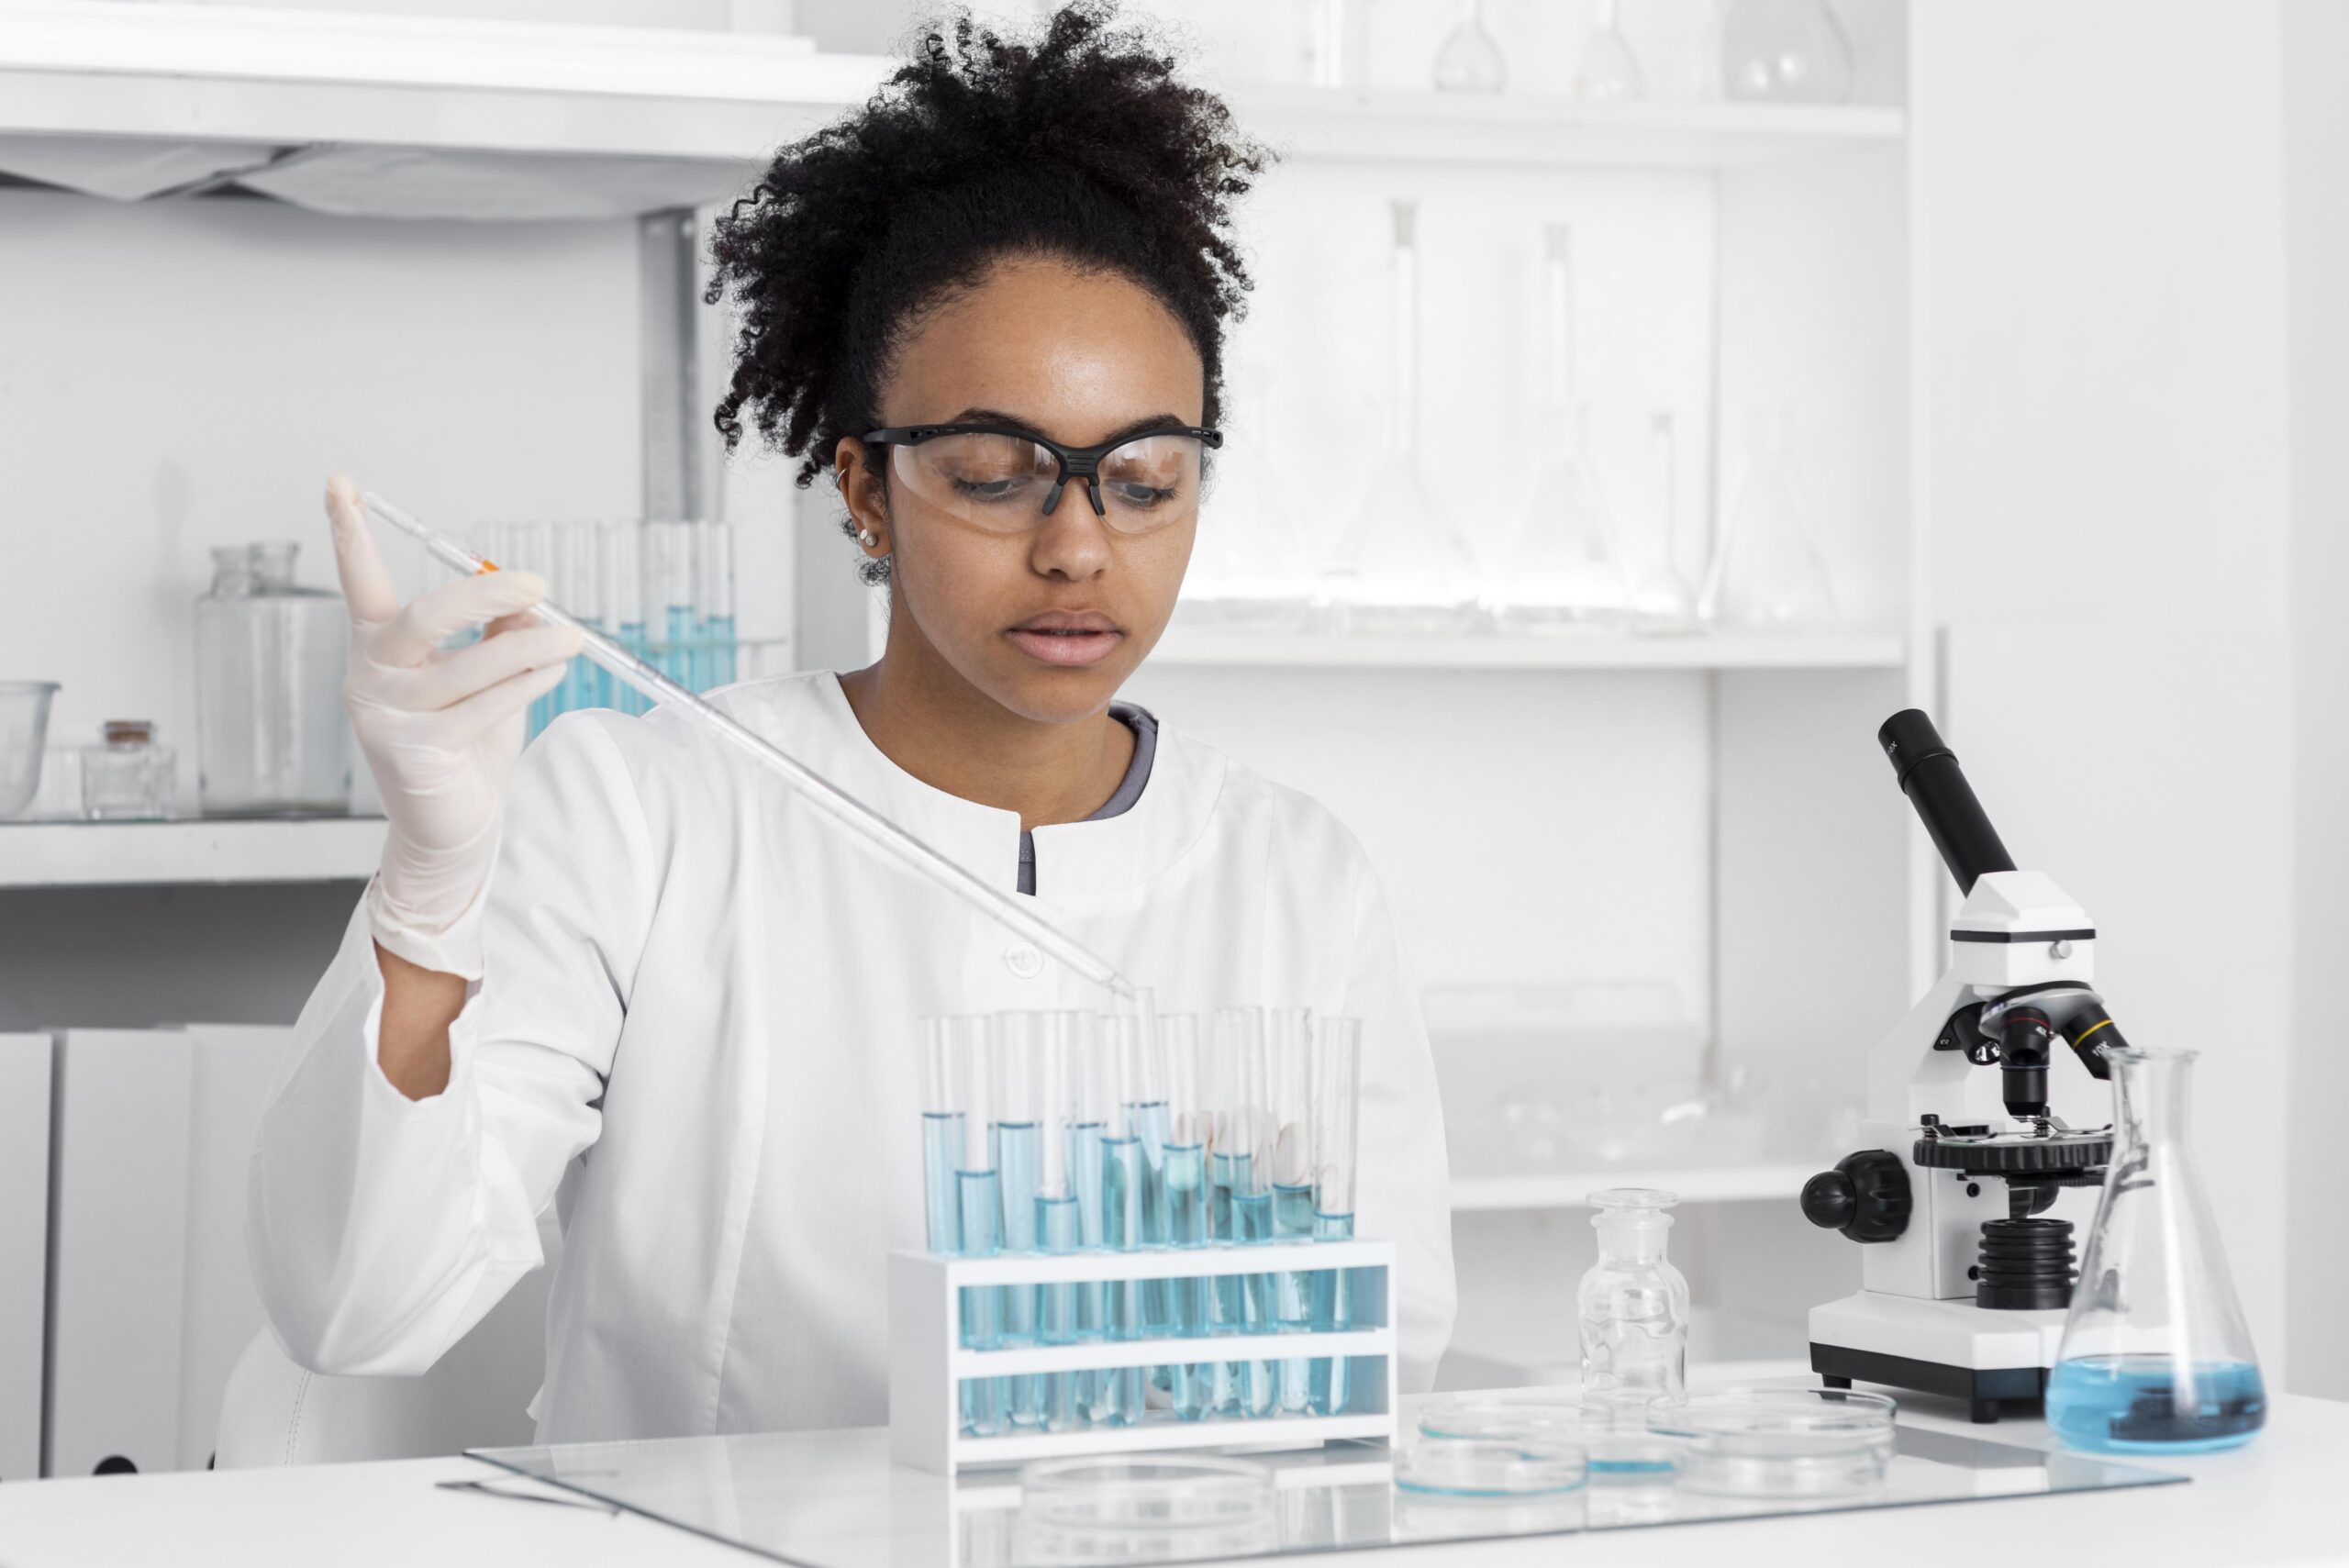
[325, 475, 402, 627]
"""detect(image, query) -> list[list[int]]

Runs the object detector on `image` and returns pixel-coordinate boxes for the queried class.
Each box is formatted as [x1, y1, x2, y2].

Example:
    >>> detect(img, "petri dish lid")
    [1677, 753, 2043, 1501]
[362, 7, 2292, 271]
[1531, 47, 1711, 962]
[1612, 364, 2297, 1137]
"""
[1395, 1436, 1586, 1498]
[1419, 1396, 1675, 1475]
[1651, 1386, 1898, 1448]
[1019, 1454, 1274, 1531]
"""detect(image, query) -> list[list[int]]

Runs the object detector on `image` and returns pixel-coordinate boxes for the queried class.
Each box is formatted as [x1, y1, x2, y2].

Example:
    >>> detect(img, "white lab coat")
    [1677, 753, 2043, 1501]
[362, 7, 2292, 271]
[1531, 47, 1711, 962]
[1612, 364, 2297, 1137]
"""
[247, 671, 1456, 1442]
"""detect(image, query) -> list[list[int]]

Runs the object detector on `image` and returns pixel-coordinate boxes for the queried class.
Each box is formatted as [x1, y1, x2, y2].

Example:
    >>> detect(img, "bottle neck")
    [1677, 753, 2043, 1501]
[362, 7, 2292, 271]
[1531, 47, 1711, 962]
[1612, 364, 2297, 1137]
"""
[1593, 1214, 1672, 1262]
[2112, 1049, 2194, 1154]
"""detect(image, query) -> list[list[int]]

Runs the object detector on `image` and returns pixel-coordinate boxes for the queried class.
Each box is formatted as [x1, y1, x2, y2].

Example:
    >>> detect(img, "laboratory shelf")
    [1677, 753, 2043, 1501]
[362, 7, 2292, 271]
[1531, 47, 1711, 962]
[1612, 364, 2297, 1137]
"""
[1235, 88, 1906, 171]
[0, 816, 385, 888]
[0, 4, 1903, 221]
[1151, 628, 1906, 671]
[1448, 1162, 1816, 1212]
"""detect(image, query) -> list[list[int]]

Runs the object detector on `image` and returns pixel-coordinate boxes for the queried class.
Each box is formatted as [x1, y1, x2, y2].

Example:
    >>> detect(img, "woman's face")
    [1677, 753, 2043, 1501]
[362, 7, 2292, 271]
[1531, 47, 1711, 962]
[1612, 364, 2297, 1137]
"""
[836, 255, 1203, 726]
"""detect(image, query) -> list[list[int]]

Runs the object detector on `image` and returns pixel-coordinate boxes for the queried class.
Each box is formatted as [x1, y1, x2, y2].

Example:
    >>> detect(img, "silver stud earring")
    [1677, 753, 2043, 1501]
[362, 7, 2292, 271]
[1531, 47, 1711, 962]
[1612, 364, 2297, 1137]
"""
[856, 528, 879, 548]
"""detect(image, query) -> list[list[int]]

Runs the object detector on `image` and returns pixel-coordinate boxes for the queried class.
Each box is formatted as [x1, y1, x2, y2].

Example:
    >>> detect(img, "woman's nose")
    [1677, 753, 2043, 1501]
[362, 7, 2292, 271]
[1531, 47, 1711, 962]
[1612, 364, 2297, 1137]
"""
[1029, 482, 1113, 579]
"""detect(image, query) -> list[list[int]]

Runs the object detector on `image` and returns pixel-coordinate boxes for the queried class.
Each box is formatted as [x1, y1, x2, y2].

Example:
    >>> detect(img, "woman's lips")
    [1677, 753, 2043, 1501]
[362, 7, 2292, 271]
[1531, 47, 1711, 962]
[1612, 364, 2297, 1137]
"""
[1005, 626, 1125, 667]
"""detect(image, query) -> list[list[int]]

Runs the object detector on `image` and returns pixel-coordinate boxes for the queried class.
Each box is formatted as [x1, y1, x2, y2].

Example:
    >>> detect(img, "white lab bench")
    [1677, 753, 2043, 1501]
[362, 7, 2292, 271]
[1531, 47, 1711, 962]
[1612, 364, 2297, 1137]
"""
[0, 1388, 2341, 1568]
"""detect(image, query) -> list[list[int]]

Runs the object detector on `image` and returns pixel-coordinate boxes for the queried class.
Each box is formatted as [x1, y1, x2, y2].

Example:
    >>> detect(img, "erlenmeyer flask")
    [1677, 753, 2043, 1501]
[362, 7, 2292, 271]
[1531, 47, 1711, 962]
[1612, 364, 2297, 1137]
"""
[1573, 0, 1644, 102]
[1321, 198, 1483, 636]
[2048, 1047, 2266, 1454]
[1494, 226, 1626, 630]
[1432, 0, 1507, 94]
[1177, 416, 1318, 633]
[1629, 412, 1698, 634]
[1699, 405, 1839, 630]
[1720, 0, 1855, 105]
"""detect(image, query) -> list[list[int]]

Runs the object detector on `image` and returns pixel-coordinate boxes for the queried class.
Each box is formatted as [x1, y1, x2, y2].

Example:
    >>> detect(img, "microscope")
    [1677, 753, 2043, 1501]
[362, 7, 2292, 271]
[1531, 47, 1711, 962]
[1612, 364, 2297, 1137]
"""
[1799, 710, 2127, 1422]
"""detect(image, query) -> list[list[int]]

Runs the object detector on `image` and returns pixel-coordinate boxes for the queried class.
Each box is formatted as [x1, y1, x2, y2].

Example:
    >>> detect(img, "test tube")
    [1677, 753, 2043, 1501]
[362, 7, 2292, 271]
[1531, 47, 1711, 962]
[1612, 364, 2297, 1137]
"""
[1208, 1008, 1260, 1418]
[1095, 1013, 1148, 1427]
[554, 522, 600, 720]
[1030, 1015, 1083, 1432]
[1236, 1009, 1295, 1418]
[599, 519, 646, 714]
[993, 1016, 1043, 1393]
[697, 519, 738, 690]
[954, 1019, 1005, 1438]
[1268, 1007, 1317, 1414]
[647, 520, 696, 686]
[1308, 1017, 1363, 1417]
[1157, 1016, 1214, 1420]
[918, 1017, 967, 1254]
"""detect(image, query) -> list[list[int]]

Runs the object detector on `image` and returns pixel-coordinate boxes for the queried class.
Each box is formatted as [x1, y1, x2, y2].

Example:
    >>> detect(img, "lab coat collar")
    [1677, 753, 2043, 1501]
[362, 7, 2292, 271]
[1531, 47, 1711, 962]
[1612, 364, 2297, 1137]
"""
[735, 673, 1224, 902]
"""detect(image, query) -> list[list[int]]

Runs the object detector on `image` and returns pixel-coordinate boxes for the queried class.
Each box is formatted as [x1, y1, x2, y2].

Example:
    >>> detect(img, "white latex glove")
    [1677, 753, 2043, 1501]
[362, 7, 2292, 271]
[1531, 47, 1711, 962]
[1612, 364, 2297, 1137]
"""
[326, 476, 582, 979]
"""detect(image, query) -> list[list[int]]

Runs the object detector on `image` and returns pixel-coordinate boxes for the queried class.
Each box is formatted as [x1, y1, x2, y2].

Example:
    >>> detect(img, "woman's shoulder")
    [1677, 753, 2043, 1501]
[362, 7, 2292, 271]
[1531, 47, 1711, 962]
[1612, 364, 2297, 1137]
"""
[1158, 719, 1374, 883]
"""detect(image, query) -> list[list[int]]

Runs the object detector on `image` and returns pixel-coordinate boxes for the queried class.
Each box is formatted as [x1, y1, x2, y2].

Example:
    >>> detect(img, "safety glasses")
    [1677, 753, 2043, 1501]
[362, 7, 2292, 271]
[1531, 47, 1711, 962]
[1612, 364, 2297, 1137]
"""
[862, 422, 1222, 536]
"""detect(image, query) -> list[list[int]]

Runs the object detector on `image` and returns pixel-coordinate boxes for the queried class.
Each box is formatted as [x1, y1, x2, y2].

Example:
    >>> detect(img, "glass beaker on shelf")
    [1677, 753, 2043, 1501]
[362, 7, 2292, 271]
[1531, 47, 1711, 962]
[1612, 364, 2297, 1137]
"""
[195, 541, 351, 817]
[1492, 225, 1627, 631]
[1319, 198, 1484, 636]
[1577, 1188, 1688, 1418]
[1699, 405, 1839, 631]
[1572, 0, 1643, 101]
[2047, 1047, 2266, 1454]
[1720, 0, 1855, 105]
[1629, 412, 1698, 634]
[1432, 0, 1506, 94]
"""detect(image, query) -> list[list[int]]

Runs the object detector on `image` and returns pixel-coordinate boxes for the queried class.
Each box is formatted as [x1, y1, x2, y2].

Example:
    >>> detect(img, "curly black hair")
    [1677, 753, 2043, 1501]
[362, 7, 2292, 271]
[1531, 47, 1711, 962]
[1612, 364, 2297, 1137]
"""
[705, 2, 1269, 575]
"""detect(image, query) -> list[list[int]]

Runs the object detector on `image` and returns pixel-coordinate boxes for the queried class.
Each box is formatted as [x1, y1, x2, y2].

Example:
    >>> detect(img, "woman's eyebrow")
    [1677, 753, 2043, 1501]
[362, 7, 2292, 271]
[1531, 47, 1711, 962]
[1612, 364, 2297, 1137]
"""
[945, 408, 1194, 446]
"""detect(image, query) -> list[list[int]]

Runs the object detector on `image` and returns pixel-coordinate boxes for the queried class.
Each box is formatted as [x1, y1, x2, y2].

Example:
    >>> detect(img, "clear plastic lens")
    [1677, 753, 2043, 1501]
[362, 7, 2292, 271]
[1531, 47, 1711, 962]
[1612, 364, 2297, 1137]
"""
[891, 433, 1206, 534]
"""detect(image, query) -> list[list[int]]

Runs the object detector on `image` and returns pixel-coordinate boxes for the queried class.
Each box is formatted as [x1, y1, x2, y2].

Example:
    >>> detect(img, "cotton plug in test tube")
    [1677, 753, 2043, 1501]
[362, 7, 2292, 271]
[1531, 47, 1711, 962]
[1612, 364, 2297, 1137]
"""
[359, 492, 1141, 1006]
[1309, 1016, 1363, 1417]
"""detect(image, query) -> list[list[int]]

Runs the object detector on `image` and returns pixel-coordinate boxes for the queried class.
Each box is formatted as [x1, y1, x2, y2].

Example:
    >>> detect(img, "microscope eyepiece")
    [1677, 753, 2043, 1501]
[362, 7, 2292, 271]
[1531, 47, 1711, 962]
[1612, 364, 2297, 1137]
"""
[1878, 709, 2018, 895]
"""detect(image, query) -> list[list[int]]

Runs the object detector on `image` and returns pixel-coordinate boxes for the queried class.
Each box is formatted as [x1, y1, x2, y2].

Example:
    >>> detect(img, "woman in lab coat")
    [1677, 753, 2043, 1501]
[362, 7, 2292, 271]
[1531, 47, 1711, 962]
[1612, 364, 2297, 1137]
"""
[249, 4, 1455, 1442]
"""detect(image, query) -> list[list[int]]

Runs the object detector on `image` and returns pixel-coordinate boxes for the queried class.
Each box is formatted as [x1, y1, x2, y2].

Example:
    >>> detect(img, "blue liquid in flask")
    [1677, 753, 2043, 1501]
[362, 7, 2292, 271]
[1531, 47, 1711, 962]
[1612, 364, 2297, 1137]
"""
[2046, 1356, 2266, 1454]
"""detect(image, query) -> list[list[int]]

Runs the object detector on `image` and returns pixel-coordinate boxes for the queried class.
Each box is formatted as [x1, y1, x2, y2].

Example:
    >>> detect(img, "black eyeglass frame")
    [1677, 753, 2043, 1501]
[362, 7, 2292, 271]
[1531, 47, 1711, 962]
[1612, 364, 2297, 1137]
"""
[860, 422, 1224, 518]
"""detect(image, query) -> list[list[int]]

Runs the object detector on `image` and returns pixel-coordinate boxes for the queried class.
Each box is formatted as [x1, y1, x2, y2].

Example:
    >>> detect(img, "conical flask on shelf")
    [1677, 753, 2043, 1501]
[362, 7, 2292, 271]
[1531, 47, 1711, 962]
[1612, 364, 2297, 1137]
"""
[1720, 0, 1855, 105]
[1320, 198, 1484, 636]
[1176, 408, 1319, 634]
[1630, 412, 1698, 634]
[2047, 1047, 2266, 1454]
[1698, 405, 1839, 631]
[1494, 226, 1627, 631]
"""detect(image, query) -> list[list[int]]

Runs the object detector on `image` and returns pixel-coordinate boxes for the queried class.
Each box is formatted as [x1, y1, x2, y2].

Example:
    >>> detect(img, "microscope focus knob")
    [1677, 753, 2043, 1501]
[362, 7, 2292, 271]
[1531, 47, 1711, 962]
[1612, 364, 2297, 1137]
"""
[1799, 1151, 1912, 1243]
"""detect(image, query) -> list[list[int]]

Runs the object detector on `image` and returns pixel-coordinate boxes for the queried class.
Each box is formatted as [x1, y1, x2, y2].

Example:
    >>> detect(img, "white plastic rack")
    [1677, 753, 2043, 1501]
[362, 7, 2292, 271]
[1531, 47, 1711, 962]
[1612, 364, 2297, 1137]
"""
[888, 1238, 1397, 1476]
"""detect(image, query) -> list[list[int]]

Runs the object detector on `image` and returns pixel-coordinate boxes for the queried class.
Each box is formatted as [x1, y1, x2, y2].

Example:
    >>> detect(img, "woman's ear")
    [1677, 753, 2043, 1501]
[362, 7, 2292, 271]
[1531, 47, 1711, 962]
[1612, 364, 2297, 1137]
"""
[834, 437, 892, 559]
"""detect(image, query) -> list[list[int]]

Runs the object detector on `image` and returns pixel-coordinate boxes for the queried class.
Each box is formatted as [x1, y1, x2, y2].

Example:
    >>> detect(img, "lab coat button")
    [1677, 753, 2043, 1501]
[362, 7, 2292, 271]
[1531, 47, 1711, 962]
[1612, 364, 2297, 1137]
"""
[1005, 942, 1045, 979]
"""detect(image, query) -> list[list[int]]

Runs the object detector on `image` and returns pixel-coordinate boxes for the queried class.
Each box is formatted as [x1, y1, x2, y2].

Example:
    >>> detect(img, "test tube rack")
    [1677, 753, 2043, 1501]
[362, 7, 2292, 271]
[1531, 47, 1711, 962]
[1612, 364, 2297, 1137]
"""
[889, 1239, 1398, 1475]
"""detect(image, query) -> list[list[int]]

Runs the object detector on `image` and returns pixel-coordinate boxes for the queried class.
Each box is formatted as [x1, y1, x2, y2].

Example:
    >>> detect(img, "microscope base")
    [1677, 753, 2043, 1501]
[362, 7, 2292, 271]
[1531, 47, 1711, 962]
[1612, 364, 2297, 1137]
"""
[1809, 1292, 2069, 1423]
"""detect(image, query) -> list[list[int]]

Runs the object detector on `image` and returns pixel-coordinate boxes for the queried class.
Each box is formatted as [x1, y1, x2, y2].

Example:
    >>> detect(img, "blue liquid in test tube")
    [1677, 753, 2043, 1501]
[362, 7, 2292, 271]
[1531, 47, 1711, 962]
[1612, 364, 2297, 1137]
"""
[1157, 1016, 1211, 1421]
[1098, 1124, 1148, 1427]
[1273, 1183, 1316, 1414]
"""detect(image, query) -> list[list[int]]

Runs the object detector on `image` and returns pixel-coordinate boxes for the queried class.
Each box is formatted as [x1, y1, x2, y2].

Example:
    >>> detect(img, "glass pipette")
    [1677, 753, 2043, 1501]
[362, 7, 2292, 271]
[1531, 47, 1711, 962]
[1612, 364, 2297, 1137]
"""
[361, 491, 1140, 1004]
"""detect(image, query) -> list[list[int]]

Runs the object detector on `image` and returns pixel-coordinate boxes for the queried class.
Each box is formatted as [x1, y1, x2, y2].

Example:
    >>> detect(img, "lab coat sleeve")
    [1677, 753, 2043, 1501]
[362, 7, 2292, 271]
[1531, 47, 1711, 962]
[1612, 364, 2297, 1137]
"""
[245, 713, 655, 1375]
[1341, 861, 1458, 1394]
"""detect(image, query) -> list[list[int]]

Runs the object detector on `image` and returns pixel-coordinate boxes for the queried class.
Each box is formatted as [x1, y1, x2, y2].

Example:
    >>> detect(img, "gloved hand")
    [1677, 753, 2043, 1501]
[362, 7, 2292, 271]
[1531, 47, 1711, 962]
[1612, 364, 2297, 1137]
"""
[326, 476, 582, 978]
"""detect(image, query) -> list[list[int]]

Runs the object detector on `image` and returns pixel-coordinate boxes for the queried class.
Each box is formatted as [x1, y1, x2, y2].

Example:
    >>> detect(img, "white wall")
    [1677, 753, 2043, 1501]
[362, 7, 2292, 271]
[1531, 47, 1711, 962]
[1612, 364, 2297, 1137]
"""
[1912, 0, 2297, 1375]
[2281, 0, 2349, 1403]
[0, 189, 642, 779]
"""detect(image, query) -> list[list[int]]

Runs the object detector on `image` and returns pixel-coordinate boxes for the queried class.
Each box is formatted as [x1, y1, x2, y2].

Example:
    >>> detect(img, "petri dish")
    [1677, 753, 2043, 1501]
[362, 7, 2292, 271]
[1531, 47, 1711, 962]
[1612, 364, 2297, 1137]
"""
[1395, 1435, 1587, 1498]
[1018, 1454, 1275, 1531]
[1418, 1396, 1676, 1476]
[1648, 1386, 1898, 1497]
